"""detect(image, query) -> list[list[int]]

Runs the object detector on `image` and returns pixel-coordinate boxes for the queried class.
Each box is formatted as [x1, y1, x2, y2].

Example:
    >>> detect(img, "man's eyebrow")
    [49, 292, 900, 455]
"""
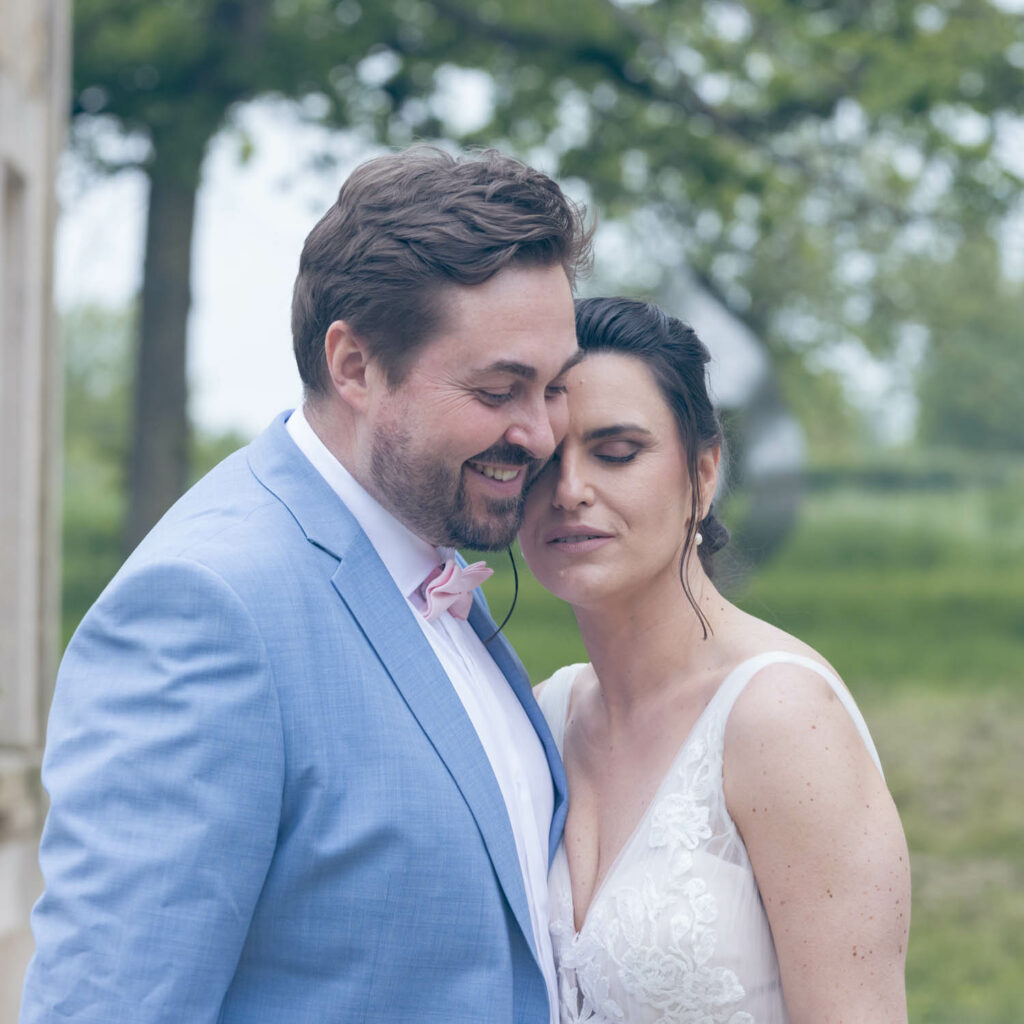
[475, 360, 538, 381]
[582, 424, 653, 442]
[474, 349, 583, 381]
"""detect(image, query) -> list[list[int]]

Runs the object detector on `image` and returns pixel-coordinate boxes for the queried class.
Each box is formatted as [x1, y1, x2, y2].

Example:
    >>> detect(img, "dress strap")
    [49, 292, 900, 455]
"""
[710, 650, 885, 777]
[534, 664, 585, 754]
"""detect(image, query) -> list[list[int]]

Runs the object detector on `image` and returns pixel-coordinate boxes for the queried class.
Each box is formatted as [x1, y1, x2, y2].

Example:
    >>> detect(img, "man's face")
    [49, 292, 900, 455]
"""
[366, 263, 579, 550]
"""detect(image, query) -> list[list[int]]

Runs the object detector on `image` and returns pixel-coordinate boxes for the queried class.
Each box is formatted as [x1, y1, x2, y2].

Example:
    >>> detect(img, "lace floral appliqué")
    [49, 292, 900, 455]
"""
[549, 730, 757, 1024]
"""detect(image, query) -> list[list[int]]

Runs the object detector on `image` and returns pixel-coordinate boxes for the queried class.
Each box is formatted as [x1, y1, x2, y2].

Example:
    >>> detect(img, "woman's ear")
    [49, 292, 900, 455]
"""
[697, 443, 722, 518]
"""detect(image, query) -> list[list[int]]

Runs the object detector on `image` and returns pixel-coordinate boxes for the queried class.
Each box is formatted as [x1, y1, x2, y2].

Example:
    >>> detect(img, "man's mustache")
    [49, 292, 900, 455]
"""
[469, 442, 539, 471]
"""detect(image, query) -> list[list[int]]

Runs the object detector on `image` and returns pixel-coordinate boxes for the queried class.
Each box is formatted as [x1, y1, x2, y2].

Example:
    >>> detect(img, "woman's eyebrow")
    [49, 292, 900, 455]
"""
[582, 424, 653, 442]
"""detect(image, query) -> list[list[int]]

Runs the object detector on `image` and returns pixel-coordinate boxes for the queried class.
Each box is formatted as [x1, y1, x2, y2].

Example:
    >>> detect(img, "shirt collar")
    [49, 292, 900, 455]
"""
[286, 406, 446, 599]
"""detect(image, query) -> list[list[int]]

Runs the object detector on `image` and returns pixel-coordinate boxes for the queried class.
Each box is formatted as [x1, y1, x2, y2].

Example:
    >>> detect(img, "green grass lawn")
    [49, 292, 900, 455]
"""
[64, 447, 1023, 1020]
[737, 480, 1024, 695]
[871, 689, 1024, 1023]
[474, 462, 1024, 1022]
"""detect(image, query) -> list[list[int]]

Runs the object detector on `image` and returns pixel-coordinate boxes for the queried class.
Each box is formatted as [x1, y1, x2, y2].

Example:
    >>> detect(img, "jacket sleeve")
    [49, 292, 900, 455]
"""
[20, 557, 285, 1024]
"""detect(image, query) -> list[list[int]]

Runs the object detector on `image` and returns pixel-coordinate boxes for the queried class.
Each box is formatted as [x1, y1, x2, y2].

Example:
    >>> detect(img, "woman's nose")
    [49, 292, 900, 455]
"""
[551, 450, 592, 510]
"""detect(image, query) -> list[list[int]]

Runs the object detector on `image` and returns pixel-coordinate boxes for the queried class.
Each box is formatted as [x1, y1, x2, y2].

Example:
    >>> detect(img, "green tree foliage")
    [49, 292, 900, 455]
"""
[61, 305, 132, 641]
[71, 0, 469, 549]
[72, 0, 1024, 547]
[436, 0, 1023, 365]
[61, 304, 246, 642]
[914, 237, 1024, 450]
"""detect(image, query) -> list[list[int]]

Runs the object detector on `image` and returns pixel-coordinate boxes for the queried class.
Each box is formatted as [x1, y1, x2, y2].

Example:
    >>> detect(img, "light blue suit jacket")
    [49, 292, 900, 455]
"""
[20, 414, 568, 1024]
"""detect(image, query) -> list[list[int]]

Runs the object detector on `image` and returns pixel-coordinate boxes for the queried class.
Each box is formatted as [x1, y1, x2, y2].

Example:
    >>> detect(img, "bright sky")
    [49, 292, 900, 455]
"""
[56, 102, 378, 437]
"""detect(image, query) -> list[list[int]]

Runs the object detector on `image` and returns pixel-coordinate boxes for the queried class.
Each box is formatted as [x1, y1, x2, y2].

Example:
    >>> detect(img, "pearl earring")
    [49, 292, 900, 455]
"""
[695, 531, 703, 547]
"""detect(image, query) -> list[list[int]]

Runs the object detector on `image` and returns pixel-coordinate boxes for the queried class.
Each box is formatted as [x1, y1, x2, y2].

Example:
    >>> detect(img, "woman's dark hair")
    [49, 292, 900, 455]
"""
[292, 145, 593, 395]
[574, 297, 729, 636]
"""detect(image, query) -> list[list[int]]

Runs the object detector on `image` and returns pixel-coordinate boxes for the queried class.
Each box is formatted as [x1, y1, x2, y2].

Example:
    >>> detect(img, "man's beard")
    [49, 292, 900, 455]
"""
[370, 424, 540, 550]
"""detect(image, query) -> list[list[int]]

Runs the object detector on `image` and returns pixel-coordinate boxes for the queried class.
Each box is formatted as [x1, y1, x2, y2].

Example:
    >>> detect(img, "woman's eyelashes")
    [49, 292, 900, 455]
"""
[594, 441, 641, 463]
[543, 440, 643, 466]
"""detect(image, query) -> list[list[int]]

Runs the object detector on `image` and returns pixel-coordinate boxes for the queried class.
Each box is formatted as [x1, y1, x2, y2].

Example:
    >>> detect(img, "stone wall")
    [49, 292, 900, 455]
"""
[0, 0, 70, 1017]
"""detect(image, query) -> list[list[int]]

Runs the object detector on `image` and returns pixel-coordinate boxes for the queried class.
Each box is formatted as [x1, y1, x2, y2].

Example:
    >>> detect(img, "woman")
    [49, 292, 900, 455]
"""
[520, 298, 910, 1024]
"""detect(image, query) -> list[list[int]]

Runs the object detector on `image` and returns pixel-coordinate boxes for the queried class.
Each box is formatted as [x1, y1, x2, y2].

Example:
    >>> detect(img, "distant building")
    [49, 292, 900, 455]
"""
[0, 0, 70, 1012]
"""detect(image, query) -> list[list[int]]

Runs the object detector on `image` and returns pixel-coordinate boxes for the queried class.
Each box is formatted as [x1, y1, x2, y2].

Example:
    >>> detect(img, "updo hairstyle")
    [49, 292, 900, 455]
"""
[574, 297, 729, 632]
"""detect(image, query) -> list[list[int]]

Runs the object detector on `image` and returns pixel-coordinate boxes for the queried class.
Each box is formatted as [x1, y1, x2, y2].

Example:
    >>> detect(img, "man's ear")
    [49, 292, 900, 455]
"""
[324, 320, 373, 412]
[697, 443, 722, 517]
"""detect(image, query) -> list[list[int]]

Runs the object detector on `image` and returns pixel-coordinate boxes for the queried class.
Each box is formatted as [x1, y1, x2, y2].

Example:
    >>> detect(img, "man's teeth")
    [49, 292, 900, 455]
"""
[473, 464, 519, 482]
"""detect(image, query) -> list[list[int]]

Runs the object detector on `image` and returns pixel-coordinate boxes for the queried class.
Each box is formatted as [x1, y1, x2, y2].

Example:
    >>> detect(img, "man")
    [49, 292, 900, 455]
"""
[21, 146, 591, 1023]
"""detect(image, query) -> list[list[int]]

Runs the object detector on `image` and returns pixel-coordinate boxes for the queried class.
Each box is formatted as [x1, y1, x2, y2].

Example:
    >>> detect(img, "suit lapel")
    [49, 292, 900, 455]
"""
[468, 599, 569, 865]
[249, 415, 566, 953]
[332, 547, 538, 951]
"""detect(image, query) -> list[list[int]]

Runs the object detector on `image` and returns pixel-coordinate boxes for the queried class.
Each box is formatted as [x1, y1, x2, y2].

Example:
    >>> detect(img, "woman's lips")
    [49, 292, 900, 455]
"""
[543, 525, 614, 553]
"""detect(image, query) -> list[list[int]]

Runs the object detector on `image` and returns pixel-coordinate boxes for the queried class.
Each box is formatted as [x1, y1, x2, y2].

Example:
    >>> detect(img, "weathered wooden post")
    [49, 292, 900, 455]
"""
[0, 0, 70, 1013]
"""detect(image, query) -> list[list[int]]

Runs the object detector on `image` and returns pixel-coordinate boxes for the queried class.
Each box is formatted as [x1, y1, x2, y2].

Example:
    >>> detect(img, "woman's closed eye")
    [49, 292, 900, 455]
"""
[594, 441, 641, 463]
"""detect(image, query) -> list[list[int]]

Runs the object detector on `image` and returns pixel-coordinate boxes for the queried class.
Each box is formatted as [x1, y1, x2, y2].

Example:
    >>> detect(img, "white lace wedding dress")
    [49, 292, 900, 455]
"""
[536, 651, 883, 1024]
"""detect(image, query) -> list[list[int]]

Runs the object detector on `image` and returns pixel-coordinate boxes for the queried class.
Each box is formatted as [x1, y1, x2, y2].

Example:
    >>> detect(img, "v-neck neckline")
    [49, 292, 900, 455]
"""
[559, 653, 764, 936]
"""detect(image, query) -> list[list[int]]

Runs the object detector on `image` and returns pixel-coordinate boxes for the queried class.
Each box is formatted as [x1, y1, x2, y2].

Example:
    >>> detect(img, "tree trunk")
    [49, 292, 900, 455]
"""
[723, 370, 805, 570]
[123, 152, 200, 554]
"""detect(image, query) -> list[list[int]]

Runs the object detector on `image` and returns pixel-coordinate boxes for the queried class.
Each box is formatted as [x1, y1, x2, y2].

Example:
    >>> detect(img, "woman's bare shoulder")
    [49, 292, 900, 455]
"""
[723, 648, 868, 795]
[718, 643, 910, 1022]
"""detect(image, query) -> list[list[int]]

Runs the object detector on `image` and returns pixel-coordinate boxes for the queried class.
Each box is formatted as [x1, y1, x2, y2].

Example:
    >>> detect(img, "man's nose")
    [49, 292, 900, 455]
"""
[504, 397, 559, 461]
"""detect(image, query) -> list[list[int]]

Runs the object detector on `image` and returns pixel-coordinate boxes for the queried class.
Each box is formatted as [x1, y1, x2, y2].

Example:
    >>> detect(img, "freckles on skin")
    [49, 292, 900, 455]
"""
[725, 667, 912, 1021]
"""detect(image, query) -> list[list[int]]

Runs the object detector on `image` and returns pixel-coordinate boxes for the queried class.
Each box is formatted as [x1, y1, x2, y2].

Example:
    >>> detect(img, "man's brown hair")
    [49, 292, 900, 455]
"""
[291, 145, 592, 394]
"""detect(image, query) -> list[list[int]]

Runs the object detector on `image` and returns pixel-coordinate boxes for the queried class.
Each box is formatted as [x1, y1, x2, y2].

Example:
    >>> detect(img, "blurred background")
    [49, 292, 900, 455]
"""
[4, 0, 1024, 1019]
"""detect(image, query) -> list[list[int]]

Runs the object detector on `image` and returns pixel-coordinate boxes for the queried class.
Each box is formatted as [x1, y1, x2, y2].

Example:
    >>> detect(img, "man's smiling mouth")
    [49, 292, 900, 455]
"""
[468, 461, 521, 482]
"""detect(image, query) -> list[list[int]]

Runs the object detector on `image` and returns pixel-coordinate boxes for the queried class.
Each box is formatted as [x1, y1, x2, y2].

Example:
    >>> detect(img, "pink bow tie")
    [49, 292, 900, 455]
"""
[419, 558, 493, 621]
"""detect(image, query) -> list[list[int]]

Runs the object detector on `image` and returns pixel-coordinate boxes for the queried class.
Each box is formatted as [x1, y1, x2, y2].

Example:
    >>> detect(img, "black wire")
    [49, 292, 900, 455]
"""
[484, 544, 519, 644]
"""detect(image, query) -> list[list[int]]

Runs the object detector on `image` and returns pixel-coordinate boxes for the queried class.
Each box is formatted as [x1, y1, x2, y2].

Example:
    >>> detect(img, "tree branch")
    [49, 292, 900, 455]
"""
[428, 0, 858, 144]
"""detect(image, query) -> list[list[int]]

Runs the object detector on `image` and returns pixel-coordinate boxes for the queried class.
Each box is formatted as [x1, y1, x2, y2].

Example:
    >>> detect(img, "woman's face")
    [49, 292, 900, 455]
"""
[520, 351, 717, 609]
